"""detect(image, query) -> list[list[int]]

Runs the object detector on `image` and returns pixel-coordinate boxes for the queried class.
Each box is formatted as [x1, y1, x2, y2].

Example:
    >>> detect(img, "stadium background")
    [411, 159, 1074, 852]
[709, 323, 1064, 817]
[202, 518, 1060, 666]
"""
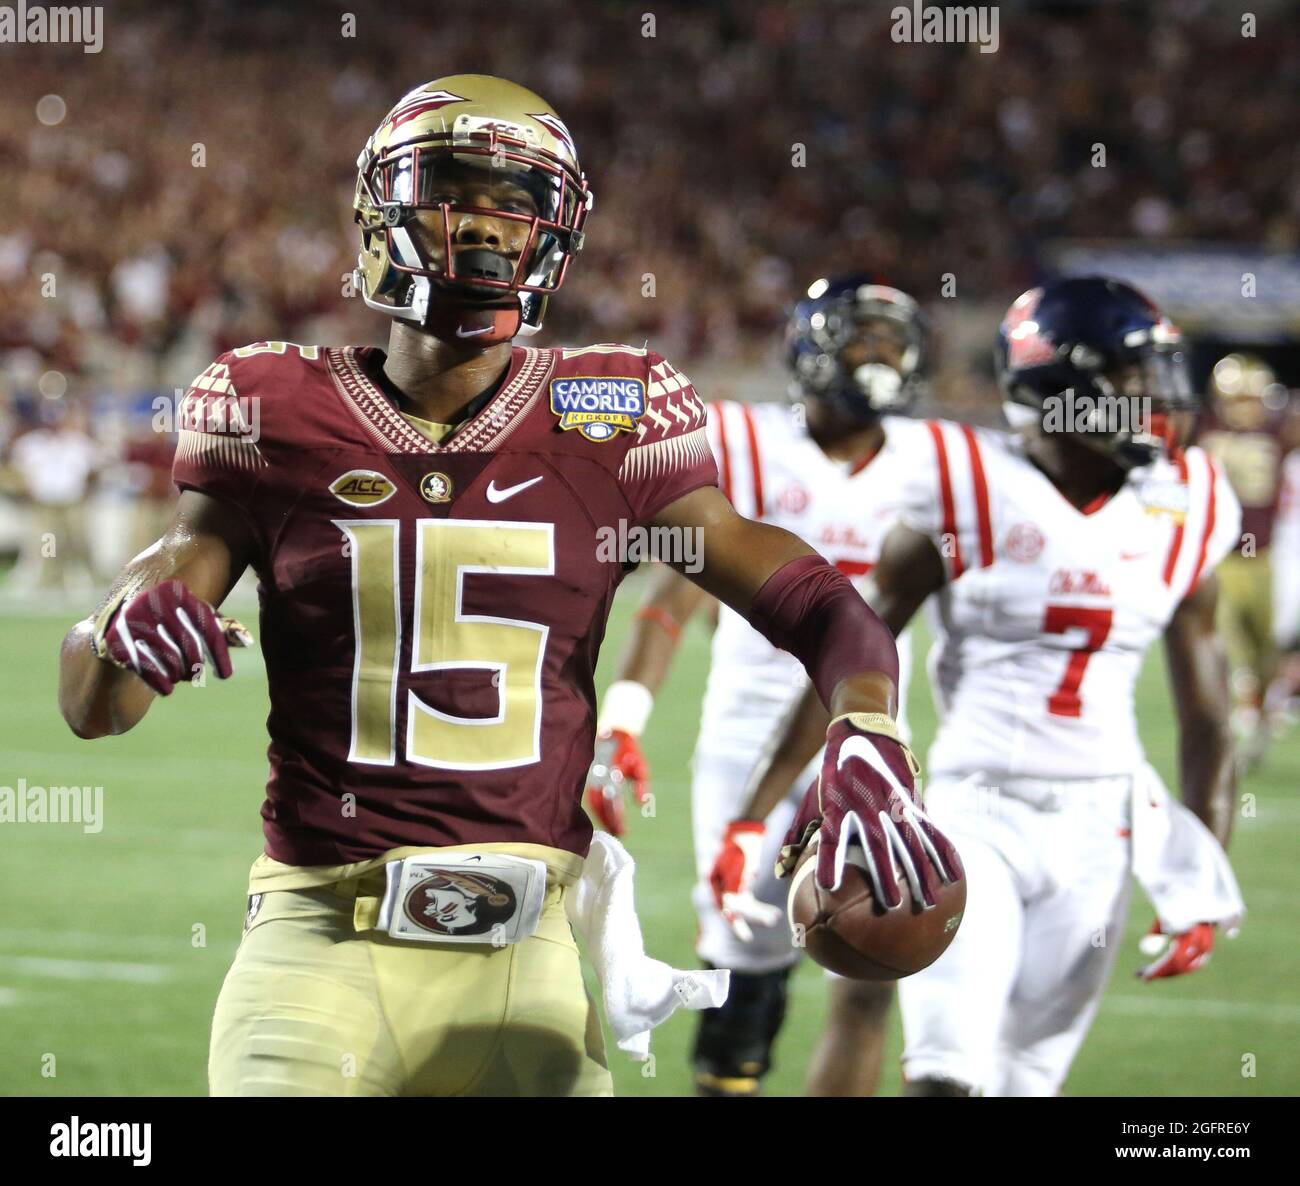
[1, 0, 1297, 1095]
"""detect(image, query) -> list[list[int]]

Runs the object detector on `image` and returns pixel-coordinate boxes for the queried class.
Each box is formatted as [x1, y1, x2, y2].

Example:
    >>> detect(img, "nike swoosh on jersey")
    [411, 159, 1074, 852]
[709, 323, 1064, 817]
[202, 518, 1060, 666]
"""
[485, 476, 544, 503]
[454, 325, 492, 338]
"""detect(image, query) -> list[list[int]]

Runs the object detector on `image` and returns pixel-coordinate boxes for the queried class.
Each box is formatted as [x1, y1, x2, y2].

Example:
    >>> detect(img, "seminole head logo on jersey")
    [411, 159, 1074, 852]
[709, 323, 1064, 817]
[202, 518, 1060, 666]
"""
[404, 871, 519, 936]
[550, 376, 646, 441]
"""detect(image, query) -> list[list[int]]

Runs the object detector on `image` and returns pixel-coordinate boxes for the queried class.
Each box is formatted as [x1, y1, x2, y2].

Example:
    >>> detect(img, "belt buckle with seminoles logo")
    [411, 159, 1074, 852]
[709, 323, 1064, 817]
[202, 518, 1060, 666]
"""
[376, 852, 548, 945]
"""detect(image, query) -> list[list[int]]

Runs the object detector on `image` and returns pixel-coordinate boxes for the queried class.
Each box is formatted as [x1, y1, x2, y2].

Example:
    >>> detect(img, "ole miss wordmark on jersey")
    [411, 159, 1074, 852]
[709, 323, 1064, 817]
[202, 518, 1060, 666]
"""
[173, 341, 714, 865]
[899, 421, 1241, 781]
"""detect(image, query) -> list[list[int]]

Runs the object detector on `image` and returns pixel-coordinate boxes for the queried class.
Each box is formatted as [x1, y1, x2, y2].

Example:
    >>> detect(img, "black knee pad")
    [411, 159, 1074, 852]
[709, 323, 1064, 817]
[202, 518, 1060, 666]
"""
[692, 965, 792, 1095]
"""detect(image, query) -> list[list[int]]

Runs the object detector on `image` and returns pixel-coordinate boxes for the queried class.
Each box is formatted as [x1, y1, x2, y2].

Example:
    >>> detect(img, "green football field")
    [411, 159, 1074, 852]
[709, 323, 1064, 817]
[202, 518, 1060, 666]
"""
[1, 572, 1297, 1097]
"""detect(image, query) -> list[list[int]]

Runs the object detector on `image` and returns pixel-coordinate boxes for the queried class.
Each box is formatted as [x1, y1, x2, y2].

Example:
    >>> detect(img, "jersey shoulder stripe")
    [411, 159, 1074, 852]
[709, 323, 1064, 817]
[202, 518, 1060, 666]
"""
[925, 420, 963, 576]
[706, 400, 737, 505]
[923, 419, 998, 579]
[1160, 451, 1191, 586]
[737, 403, 765, 520]
[1187, 452, 1220, 595]
[1152, 446, 1241, 599]
[957, 422, 994, 568]
[705, 399, 769, 519]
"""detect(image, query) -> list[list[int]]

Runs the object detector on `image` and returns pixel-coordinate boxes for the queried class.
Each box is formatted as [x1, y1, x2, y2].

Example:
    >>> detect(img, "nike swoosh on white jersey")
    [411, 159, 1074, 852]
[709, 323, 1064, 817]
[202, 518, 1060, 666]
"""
[454, 325, 492, 338]
[485, 476, 544, 503]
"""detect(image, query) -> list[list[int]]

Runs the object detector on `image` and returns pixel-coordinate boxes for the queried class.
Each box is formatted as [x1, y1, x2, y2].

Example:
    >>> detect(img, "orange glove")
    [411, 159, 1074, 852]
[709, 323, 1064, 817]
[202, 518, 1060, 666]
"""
[584, 728, 650, 836]
[709, 820, 783, 942]
[1136, 920, 1216, 981]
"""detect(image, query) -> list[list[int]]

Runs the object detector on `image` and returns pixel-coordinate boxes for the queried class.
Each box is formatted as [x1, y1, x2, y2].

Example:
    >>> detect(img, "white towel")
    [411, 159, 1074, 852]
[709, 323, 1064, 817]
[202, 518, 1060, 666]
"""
[566, 832, 730, 1059]
[1129, 763, 1245, 936]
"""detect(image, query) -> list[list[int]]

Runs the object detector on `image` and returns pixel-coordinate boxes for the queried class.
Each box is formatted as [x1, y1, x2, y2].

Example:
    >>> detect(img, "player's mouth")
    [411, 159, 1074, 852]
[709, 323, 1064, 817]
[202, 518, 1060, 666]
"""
[440, 248, 522, 299]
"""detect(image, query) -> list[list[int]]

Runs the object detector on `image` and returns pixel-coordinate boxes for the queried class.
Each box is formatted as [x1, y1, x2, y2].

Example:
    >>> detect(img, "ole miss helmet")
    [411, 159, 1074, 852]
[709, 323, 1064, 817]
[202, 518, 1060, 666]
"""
[996, 275, 1196, 466]
[353, 74, 593, 344]
[786, 275, 929, 423]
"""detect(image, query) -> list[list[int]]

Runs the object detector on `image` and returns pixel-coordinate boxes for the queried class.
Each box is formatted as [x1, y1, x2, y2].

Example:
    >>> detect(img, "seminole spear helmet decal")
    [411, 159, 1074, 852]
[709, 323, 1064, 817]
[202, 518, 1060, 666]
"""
[353, 74, 593, 346]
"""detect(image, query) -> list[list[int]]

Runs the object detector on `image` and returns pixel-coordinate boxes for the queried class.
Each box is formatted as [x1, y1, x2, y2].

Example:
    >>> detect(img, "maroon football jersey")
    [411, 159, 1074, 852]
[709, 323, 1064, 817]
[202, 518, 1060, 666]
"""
[1198, 408, 1297, 550]
[173, 341, 715, 865]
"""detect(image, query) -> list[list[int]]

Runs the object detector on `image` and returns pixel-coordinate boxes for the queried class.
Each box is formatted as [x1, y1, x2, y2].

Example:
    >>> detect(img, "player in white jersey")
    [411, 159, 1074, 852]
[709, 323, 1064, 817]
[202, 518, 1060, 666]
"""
[724, 276, 1245, 1096]
[585, 276, 930, 1095]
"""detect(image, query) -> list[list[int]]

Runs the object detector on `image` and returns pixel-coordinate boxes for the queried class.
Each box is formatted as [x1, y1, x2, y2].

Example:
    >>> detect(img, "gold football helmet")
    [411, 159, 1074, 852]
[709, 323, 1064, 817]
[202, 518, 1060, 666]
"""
[353, 74, 592, 342]
[1211, 353, 1285, 430]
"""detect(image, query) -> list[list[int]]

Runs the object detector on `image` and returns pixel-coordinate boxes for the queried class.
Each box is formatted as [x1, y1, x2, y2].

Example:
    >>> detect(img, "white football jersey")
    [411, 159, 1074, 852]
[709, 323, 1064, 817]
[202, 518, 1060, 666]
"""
[698, 400, 921, 754]
[898, 421, 1242, 781]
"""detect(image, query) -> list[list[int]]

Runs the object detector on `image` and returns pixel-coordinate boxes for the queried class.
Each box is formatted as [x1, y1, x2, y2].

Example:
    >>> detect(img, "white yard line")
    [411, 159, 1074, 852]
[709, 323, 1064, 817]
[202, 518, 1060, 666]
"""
[0, 928, 225, 957]
[4, 750, 268, 774]
[0, 956, 171, 984]
[1103, 994, 1300, 1025]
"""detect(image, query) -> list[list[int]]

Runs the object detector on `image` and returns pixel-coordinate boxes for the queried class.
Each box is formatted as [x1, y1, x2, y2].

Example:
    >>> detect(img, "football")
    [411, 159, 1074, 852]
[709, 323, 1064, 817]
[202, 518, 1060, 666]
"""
[788, 832, 967, 980]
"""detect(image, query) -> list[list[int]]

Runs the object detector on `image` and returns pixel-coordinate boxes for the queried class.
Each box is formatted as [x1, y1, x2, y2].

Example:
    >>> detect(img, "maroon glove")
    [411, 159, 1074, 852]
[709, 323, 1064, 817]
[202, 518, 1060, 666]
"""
[777, 713, 963, 907]
[91, 578, 251, 695]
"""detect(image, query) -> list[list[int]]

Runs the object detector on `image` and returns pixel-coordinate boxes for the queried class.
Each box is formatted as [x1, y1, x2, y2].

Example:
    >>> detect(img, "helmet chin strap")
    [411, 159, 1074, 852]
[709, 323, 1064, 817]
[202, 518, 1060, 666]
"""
[421, 249, 525, 346]
[422, 297, 522, 347]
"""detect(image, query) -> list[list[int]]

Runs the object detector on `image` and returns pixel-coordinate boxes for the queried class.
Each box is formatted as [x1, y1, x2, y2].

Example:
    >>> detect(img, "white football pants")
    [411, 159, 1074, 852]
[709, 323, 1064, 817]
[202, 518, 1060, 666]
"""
[690, 743, 819, 973]
[899, 772, 1134, 1096]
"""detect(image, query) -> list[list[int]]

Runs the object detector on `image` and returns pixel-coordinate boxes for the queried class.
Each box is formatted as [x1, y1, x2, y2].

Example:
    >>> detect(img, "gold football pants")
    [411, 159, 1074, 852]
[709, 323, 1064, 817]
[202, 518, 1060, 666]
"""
[1216, 549, 1275, 695]
[209, 876, 612, 1096]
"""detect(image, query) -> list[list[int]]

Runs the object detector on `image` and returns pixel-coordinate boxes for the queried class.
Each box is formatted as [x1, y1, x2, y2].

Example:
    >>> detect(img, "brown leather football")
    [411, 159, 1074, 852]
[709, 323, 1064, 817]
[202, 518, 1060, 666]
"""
[788, 832, 966, 980]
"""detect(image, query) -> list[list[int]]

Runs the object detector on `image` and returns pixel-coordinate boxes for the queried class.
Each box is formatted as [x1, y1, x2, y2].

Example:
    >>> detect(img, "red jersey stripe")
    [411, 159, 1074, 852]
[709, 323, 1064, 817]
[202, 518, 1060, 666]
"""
[927, 420, 964, 578]
[738, 403, 764, 519]
[711, 402, 734, 504]
[849, 440, 882, 476]
[1187, 454, 1220, 596]
[960, 424, 994, 568]
[1161, 452, 1190, 586]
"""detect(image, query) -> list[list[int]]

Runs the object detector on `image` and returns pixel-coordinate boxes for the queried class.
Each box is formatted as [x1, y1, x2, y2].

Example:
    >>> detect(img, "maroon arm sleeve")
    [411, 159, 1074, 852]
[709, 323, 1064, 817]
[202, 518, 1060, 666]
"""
[744, 554, 899, 706]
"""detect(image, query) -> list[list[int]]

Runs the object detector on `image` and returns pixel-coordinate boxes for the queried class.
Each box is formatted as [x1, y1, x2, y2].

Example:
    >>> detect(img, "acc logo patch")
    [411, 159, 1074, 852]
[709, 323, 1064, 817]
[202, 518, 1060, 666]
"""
[330, 469, 396, 507]
[404, 870, 518, 937]
[550, 376, 646, 442]
[420, 471, 453, 503]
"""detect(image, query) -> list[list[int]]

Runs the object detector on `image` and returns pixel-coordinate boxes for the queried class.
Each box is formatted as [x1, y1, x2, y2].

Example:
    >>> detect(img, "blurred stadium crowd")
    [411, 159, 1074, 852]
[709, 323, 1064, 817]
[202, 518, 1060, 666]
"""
[1, 0, 1298, 593]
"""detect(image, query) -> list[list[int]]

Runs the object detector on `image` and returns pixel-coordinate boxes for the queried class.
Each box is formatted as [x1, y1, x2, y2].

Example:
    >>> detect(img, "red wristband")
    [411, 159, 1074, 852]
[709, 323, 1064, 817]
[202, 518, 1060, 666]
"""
[635, 605, 683, 646]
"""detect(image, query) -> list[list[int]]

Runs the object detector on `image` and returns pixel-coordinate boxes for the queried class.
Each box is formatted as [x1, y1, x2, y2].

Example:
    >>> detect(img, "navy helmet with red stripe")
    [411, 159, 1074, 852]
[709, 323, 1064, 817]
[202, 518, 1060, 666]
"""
[996, 275, 1197, 466]
[787, 275, 929, 423]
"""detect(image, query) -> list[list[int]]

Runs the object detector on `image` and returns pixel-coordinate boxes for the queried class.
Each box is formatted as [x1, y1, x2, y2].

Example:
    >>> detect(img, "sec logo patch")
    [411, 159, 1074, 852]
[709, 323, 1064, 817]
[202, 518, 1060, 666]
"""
[420, 472, 453, 503]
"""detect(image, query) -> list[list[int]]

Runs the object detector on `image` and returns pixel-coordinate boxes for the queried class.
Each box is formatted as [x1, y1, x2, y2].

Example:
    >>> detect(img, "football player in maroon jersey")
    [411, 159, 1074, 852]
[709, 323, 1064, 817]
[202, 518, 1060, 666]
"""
[1198, 353, 1300, 768]
[57, 75, 960, 1097]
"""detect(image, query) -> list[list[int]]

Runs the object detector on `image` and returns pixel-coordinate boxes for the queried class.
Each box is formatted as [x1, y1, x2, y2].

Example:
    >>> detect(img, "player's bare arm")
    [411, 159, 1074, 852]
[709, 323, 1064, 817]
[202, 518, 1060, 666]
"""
[584, 562, 713, 832]
[58, 490, 255, 739]
[1164, 572, 1236, 845]
[654, 484, 963, 906]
